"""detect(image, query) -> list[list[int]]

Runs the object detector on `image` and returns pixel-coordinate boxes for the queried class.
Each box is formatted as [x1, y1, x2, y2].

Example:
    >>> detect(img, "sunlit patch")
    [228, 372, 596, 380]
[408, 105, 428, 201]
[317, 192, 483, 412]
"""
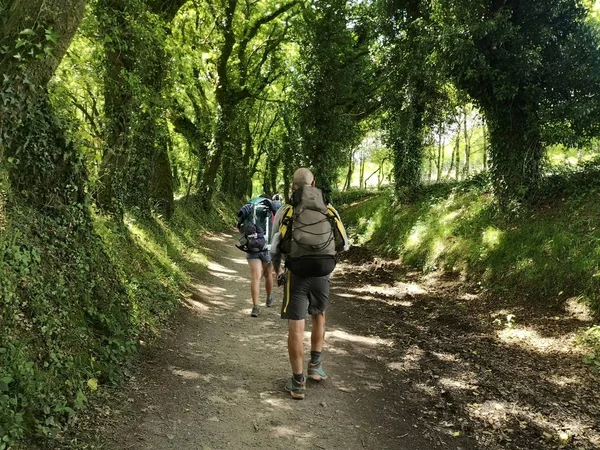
[207, 261, 238, 274]
[333, 291, 379, 302]
[468, 400, 508, 428]
[430, 238, 446, 260]
[482, 226, 503, 250]
[185, 250, 208, 266]
[438, 373, 477, 391]
[430, 351, 460, 362]
[565, 296, 593, 322]
[170, 367, 201, 380]
[327, 329, 394, 347]
[327, 346, 350, 356]
[387, 345, 423, 372]
[183, 297, 211, 313]
[459, 292, 480, 301]
[271, 426, 315, 439]
[259, 392, 293, 410]
[349, 282, 425, 299]
[406, 222, 428, 248]
[202, 233, 229, 242]
[412, 382, 436, 397]
[441, 210, 461, 224]
[497, 327, 585, 354]
[546, 374, 581, 387]
[227, 257, 248, 265]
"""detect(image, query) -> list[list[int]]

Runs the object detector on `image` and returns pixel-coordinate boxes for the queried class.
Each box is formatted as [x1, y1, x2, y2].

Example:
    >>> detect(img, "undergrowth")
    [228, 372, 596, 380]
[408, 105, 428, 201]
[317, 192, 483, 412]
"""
[341, 167, 600, 311]
[0, 195, 235, 449]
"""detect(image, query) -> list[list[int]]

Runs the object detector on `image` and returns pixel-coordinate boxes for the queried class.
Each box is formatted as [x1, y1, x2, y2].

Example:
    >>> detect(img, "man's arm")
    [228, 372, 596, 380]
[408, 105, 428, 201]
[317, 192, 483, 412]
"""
[270, 205, 290, 273]
[328, 205, 350, 252]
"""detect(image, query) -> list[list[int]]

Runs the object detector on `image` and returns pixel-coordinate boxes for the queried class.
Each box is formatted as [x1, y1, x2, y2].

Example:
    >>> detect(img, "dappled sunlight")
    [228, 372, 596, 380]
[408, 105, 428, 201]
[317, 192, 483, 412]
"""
[207, 261, 238, 274]
[227, 256, 248, 265]
[468, 400, 510, 429]
[387, 345, 424, 372]
[406, 222, 428, 248]
[259, 391, 293, 410]
[468, 400, 600, 446]
[202, 232, 231, 243]
[438, 373, 478, 391]
[327, 346, 350, 356]
[546, 374, 582, 387]
[170, 367, 201, 380]
[412, 382, 437, 398]
[327, 329, 394, 347]
[271, 425, 315, 440]
[440, 210, 462, 224]
[482, 226, 503, 250]
[333, 291, 380, 302]
[497, 326, 584, 354]
[564, 296, 594, 322]
[350, 282, 426, 298]
[183, 297, 212, 314]
[183, 250, 209, 267]
[430, 351, 460, 362]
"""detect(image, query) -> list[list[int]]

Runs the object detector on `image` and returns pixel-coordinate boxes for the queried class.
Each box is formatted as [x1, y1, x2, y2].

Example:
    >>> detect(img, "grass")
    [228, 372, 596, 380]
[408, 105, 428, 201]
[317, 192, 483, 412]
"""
[0, 193, 236, 449]
[340, 174, 600, 311]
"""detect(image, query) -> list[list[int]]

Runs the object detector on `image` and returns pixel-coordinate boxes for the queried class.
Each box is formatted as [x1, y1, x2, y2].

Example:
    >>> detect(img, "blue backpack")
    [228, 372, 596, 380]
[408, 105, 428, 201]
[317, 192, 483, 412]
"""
[236, 198, 275, 253]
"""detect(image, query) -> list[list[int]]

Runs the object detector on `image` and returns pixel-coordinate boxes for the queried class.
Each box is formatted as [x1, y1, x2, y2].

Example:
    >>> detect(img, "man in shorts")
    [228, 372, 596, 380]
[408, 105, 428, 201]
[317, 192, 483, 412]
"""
[271, 168, 348, 399]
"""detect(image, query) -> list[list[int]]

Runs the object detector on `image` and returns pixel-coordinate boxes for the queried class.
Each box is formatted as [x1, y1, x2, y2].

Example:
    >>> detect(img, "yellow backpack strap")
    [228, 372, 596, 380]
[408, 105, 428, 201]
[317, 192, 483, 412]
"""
[279, 204, 294, 237]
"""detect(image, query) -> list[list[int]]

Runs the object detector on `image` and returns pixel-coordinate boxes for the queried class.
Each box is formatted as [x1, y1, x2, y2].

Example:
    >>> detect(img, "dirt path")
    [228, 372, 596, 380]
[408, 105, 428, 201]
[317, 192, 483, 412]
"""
[75, 232, 471, 450]
[72, 232, 600, 450]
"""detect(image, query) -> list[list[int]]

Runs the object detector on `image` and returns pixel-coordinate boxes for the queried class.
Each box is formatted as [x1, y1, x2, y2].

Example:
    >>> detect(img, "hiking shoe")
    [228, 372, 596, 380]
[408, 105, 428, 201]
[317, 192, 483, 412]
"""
[266, 294, 275, 307]
[251, 305, 260, 317]
[284, 377, 306, 400]
[308, 362, 327, 381]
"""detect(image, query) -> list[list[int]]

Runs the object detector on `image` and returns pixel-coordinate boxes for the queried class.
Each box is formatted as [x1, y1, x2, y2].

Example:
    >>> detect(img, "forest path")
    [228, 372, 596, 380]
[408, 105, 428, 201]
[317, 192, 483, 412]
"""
[95, 231, 473, 450]
[86, 230, 600, 450]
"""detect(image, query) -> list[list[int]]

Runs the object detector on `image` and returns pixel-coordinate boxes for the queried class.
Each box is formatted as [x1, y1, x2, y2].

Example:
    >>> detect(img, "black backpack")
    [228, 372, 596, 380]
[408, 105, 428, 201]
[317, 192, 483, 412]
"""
[236, 198, 274, 253]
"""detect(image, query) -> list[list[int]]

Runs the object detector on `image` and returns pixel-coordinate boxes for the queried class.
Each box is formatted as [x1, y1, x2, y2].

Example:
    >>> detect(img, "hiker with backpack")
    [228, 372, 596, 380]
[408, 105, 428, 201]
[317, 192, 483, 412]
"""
[270, 168, 349, 399]
[236, 195, 278, 317]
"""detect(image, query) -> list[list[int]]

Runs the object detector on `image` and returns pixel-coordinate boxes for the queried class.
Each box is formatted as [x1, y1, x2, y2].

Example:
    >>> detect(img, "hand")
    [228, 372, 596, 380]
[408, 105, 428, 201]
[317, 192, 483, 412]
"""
[277, 273, 286, 287]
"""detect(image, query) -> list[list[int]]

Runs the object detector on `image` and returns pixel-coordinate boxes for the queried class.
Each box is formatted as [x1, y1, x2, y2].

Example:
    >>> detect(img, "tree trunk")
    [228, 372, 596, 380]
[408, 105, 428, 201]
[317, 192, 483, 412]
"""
[455, 120, 461, 181]
[462, 107, 471, 178]
[485, 101, 544, 206]
[482, 117, 488, 172]
[0, 0, 89, 207]
[343, 151, 355, 191]
[437, 123, 444, 181]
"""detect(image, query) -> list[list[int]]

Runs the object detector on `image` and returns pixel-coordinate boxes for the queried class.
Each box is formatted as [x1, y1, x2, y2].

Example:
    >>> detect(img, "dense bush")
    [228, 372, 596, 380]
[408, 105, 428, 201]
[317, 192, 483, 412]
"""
[0, 197, 234, 448]
[341, 175, 600, 310]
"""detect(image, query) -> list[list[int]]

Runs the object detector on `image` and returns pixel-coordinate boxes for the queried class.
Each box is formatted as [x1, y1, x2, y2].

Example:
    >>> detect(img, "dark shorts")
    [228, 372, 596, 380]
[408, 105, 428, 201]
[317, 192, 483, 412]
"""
[247, 251, 271, 264]
[280, 271, 330, 320]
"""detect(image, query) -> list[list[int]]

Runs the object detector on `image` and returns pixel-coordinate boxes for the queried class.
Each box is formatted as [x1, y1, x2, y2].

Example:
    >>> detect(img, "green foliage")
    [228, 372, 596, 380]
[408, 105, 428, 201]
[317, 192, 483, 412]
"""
[343, 172, 600, 308]
[0, 196, 232, 448]
[431, 0, 600, 204]
[292, 0, 377, 195]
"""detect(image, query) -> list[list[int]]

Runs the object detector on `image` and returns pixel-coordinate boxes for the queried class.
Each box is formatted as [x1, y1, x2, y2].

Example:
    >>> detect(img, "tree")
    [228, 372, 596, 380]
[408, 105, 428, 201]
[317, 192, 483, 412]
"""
[432, 0, 600, 205]
[95, 0, 185, 218]
[194, 0, 299, 207]
[0, 0, 89, 208]
[293, 0, 378, 195]
[378, 0, 448, 200]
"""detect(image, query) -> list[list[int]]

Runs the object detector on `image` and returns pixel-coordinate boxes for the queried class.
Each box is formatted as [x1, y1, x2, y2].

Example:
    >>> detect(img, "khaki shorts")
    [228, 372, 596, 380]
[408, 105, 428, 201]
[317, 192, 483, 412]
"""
[280, 271, 330, 320]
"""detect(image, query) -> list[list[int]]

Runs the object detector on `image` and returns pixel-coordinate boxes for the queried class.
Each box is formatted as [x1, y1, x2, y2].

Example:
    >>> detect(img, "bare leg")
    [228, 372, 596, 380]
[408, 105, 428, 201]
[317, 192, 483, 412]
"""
[311, 312, 326, 352]
[263, 262, 273, 298]
[247, 259, 262, 306]
[288, 319, 305, 374]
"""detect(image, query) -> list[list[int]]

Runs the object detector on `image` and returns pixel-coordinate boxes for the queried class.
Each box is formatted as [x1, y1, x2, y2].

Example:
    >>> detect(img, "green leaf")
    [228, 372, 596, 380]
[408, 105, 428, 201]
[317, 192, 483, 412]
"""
[0, 377, 14, 392]
[19, 28, 36, 36]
